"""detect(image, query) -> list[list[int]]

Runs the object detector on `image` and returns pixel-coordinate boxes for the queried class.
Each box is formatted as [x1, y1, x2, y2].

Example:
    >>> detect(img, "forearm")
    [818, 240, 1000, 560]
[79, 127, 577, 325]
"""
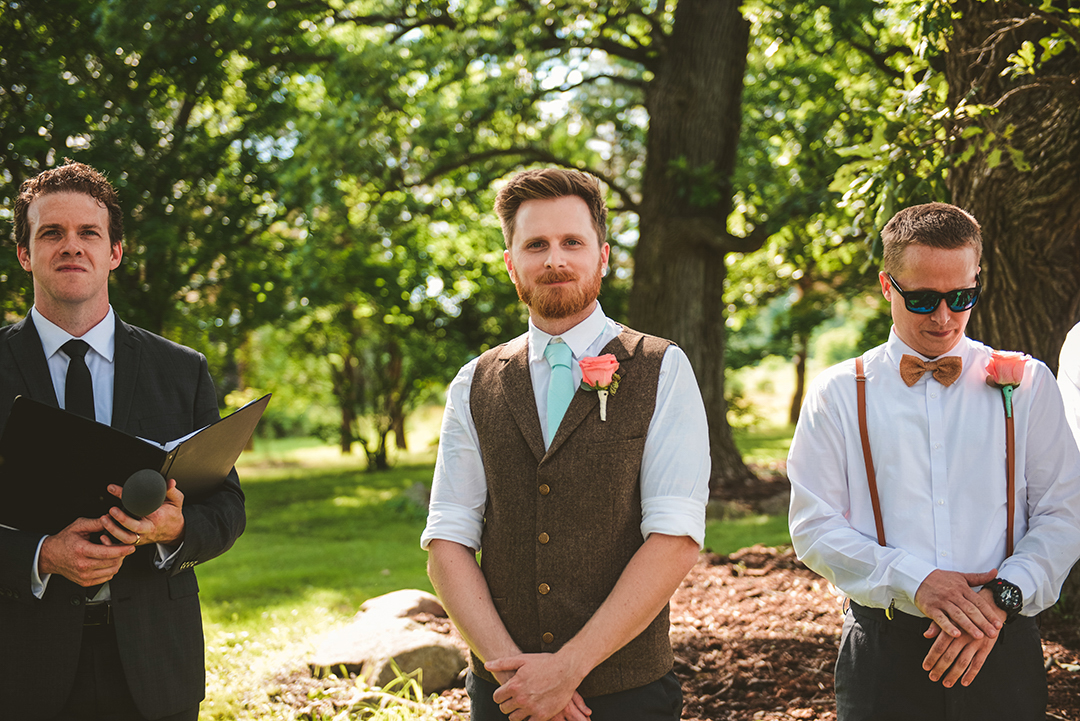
[170, 470, 245, 570]
[427, 539, 520, 668]
[554, 533, 699, 681]
[0, 527, 46, 601]
[790, 489, 934, 610]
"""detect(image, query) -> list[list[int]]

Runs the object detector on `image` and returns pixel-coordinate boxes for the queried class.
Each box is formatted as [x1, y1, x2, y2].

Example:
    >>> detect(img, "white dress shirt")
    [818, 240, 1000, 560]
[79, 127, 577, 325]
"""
[29, 307, 178, 599]
[1057, 322, 1080, 442]
[422, 303, 711, 551]
[788, 329, 1080, 617]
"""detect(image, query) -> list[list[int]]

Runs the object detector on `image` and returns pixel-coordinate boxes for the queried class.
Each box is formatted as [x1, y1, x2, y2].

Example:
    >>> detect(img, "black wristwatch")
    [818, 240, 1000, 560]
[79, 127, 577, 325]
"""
[986, 578, 1023, 622]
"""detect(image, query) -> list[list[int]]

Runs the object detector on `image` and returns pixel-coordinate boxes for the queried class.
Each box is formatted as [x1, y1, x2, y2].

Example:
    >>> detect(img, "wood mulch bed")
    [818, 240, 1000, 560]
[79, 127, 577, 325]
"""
[672, 545, 1079, 720]
[272, 518, 1079, 720]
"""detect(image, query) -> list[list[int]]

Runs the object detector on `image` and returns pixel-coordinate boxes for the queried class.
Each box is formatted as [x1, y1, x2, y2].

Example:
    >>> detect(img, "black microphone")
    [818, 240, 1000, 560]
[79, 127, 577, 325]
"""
[121, 468, 168, 518]
[93, 469, 167, 545]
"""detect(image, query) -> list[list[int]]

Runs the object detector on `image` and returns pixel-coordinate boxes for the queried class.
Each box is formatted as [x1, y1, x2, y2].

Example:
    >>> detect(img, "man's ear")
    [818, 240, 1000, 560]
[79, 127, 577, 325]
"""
[17, 244, 31, 272]
[504, 248, 516, 284]
[109, 241, 123, 270]
[878, 271, 892, 300]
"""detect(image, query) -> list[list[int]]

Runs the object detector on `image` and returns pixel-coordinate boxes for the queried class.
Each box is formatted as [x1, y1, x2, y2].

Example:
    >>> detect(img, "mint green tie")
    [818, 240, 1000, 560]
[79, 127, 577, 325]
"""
[544, 340, 574, 440]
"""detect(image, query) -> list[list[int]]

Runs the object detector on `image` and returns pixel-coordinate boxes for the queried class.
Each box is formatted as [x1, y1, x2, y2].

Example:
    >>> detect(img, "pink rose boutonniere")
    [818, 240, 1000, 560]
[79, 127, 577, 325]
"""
[985, 349, 1030, 557]
[985, 350, 1030, 418]
[580, 354, 620, 421]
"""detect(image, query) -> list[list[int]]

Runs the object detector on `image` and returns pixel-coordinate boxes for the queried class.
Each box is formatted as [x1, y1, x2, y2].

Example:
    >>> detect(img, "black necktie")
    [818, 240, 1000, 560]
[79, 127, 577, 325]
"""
[62, 339, 95, 421]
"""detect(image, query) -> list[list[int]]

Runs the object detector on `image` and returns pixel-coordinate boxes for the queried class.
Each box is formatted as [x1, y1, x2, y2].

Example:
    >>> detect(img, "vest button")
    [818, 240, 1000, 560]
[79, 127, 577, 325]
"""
[538, 484, 551, 496]
[538, 532, 550, 544]
[542, 632, 554, 644]
[538, 583, 550, 595]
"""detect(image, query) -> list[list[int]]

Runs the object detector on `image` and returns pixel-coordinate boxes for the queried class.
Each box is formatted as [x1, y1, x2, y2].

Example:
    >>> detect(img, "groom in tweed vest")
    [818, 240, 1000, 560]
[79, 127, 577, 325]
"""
[422, 168, 711, 721]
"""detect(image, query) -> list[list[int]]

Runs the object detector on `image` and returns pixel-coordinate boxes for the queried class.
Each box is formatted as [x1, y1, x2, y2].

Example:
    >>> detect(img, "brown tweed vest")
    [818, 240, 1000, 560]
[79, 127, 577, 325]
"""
[469, 326, 673, 697]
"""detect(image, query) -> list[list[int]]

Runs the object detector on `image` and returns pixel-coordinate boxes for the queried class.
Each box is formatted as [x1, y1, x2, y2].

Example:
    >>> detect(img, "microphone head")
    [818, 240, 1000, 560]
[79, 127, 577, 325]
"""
[123, 469, 167, 518]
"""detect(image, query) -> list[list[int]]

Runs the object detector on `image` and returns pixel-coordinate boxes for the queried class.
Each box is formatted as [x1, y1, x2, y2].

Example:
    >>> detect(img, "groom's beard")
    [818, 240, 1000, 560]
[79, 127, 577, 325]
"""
[517, 262, 603, 320]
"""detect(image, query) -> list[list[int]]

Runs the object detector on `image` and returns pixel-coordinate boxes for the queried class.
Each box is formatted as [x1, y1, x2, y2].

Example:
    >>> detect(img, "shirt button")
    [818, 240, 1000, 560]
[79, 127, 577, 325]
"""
[538, 532, 550, 544]
[538, 583, 550, 595]
[539, 484, 551, 496]
[941, 551, 947, 557]
[542, 632, 554, 644]
[938, 499, 945, 505]
[931, 392, 938, 399]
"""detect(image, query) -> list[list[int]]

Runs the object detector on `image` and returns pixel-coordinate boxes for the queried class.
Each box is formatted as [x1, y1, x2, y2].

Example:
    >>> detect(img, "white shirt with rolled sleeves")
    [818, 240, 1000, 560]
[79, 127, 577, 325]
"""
[1057, 322, 1080, 442]
[788, 329, 1080, 617]
[421, 303, 711, 552]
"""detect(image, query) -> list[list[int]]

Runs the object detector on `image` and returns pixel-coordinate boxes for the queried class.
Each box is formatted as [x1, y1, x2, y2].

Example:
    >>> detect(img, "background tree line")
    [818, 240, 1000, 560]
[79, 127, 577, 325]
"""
[1, 0, 1078, 488]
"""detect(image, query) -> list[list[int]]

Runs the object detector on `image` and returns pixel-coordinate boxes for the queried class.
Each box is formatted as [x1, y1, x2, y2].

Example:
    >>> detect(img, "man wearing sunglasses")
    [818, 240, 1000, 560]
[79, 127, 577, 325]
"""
[787, 202, 1080, 720]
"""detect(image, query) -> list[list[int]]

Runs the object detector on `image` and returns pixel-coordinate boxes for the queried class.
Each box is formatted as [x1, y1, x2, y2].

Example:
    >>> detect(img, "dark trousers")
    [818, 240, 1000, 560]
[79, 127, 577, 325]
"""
[836, 602, 1046, 721]
[49, 621, 200, 721]
[466, 669, 683, 721]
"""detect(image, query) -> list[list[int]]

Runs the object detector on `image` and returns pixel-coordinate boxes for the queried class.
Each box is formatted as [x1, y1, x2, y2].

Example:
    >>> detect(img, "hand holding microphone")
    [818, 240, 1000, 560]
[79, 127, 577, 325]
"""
[99, 469, 169, 545]
[121, 468, 168, 518]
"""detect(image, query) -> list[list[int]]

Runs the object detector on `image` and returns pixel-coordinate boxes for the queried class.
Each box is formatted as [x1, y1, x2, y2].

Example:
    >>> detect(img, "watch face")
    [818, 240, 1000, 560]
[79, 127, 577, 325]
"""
[994, 580, 1022, 611]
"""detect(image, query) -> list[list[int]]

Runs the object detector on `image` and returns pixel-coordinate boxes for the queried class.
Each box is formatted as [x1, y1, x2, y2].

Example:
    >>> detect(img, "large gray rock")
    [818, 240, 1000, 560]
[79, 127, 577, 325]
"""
[309, 590, 466, 693]
[358, 589, 445, 619]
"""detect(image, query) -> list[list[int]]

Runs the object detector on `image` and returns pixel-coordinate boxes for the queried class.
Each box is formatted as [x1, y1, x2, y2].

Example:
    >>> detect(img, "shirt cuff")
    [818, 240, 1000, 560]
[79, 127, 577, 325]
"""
[31, 535, 49, 599]
[421, 501, 484, 551]
[155, 542, 183, 570]
[893, 552, 937, 605]
[641, 496, 707, 549]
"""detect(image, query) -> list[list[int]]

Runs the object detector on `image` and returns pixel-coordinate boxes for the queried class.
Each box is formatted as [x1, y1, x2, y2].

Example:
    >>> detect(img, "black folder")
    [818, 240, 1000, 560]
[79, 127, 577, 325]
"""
[0, 393, 270, 535]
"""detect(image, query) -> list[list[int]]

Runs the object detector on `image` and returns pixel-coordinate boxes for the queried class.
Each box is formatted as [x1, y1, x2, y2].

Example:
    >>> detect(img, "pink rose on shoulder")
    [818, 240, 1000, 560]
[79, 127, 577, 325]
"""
[580, 354, 619, 390]
[985, 350, 1030, 388]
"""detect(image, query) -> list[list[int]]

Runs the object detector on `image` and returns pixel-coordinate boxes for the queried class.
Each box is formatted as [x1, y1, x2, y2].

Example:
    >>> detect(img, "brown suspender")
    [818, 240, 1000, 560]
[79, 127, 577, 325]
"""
[855, 355, 887, 547]
[855, 353, 1014, 556]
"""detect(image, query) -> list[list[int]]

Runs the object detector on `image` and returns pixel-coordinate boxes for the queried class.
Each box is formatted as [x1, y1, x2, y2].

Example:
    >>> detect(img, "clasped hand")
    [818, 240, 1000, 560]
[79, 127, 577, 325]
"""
[38, 479, 185, 587]
[914, 569, 1007, 687]
[486, 653, 592, 721]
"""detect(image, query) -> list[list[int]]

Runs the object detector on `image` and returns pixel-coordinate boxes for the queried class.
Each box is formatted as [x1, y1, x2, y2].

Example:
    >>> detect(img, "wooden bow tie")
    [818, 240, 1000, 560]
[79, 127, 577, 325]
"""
[899, 354, 962, 387]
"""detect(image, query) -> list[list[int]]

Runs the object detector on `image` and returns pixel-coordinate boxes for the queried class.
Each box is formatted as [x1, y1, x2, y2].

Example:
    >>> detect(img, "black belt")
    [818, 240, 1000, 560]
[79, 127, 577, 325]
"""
[83, 602, 112, 627]
[849, 600, 932, 633]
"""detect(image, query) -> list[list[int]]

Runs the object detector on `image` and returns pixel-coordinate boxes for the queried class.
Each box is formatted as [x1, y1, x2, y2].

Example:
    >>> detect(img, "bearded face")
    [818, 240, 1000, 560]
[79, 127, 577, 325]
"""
[504, 195, 610, 332]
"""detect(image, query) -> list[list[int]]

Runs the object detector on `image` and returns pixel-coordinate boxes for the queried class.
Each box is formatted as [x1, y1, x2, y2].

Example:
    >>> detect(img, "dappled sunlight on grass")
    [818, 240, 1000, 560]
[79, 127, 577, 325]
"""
[734, 424, 795, 465]
[704, 514, 791, 556]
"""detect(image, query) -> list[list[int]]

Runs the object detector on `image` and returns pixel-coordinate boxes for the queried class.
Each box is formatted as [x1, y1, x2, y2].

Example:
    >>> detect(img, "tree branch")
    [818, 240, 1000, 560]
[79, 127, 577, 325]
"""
[991, 75, 1080, 108]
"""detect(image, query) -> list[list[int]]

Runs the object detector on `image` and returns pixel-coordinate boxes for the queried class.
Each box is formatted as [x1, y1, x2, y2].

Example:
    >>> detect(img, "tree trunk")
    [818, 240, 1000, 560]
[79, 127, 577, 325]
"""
[944, 1, 1080, 614]
[339, 404, 356, 455]
[789, 332, 808, 427]
[629, 0, 760, 490]
[944, 1, 1080, 371]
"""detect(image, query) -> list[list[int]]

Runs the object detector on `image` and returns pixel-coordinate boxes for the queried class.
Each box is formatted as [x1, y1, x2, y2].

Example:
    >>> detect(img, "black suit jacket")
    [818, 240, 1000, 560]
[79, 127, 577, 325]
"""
[0, 314, 246, 719]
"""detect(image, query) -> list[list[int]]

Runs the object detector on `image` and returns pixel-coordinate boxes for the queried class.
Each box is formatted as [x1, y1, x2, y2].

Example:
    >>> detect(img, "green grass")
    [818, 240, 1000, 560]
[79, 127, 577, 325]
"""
[201, 462, 434, 625]
[733, 423, 794, 465]
[704, 514, 791, 555]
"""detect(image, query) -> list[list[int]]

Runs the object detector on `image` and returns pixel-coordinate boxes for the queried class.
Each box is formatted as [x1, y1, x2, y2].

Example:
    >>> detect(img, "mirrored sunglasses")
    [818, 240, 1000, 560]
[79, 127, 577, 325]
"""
[887, 273, 981, 314]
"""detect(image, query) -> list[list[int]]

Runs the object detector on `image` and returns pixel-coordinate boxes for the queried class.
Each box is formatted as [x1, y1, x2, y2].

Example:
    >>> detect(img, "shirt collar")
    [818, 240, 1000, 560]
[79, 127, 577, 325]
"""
[32, 306, 117, 363]
[528, 302, 609, 364]
[885, 326, 973, 369]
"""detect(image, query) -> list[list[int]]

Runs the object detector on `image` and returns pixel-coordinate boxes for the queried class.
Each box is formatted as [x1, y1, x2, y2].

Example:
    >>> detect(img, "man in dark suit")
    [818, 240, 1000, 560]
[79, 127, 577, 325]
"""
[0, 161, 246, 720]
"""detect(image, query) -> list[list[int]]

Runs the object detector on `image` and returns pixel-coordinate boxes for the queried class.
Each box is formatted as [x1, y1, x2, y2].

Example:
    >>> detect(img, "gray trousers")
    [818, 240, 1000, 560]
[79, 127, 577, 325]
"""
[837, 602, 1046, 721]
